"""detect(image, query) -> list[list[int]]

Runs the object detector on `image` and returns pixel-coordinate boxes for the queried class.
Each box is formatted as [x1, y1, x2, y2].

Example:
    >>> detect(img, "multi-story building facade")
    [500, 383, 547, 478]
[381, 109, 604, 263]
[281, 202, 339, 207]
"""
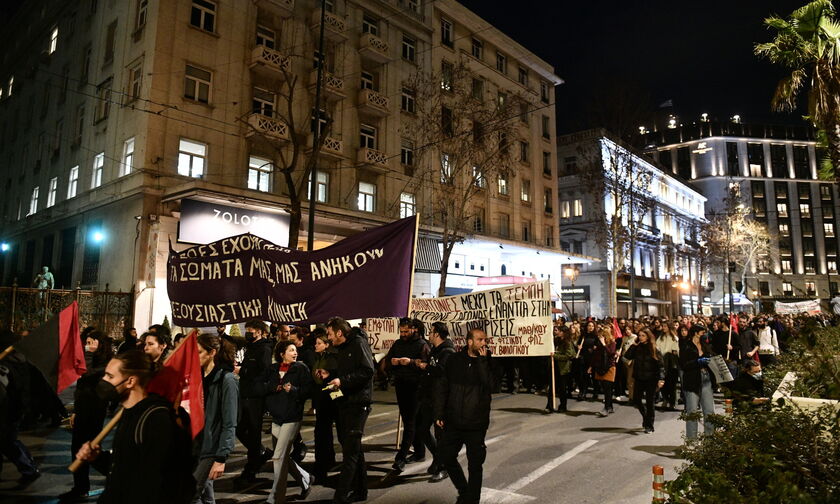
[0, 0, 573, 328]
[643, 118, 833, 312]
[557, 129, 707, 318]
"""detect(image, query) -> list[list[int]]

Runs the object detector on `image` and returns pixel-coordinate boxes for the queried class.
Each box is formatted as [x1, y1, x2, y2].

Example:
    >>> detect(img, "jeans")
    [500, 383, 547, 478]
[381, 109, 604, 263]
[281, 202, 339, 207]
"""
[394, 379, 421, 460]
[684, 368, 716, 439]
[236, 397, 266, 473]
[0, 422, 38, 477]
[192, 457, 216, 504]
[634, 379, 658, 429]
[335, 404, 371, 502]
[267, 422, 310, 502]
[439, 428, 487, 503]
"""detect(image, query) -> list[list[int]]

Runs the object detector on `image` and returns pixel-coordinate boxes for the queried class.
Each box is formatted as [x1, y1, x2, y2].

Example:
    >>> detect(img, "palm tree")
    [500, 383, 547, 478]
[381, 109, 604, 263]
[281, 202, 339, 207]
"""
[755, 0, 840, 177]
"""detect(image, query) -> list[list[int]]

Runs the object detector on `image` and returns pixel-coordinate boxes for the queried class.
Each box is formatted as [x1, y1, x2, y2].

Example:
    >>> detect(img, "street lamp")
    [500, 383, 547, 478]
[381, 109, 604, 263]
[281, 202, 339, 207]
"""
[565, 266, 580, 320]
[0, 242, 9, 252]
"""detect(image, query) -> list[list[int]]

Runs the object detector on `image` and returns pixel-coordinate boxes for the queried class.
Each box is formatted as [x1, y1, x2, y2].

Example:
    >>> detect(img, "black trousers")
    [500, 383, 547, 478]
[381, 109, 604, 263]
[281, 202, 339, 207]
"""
[662, 367, 679, 407]
[635, 379, 658, 429]
[439, 427, 487, 503]
[335, 404, 370, 503]
[546, 371, 570, 410]
[236, 397, 265, 473]
[414, 400, 441, 463]
[394, 379, 421, 459]
[313, 391, 338, 474]
[70, 409, 106, 490]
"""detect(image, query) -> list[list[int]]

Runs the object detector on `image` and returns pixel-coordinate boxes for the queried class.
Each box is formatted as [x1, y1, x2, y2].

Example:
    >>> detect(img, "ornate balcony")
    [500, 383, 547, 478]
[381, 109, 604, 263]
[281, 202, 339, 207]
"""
[256, 0, 294, 17]
[311, 9, 347, 42]
[309, 70, 346, 101]
[357, 89, 389, 116]
[358, 33, 389, 64]
[357, 147, 389, 173]
[249, 45, 291, 76]
[307, 134, 344, 160]
[246, 113, 290, 142]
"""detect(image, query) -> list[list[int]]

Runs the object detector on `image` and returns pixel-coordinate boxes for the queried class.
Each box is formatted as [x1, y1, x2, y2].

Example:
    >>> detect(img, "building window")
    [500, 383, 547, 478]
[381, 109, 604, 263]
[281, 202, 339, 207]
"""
[473, 208, 485, 233]
[81, 47, 92, 83]
[541, 115, 550, 139]
[400, 192, 415, 218]
[358, 181, 376, 212]
[95, 79, 112, 122]
[121, 137, 135, 176]
[28, 187, 39, 216]
[777, 202, 788, 217]
[471, 38, 483, 59]
[128, 61, 143, 101]
[520, 179, 531, 202]
[440, 61, 453, 91]
[441, 19, 453, 47]
[184, 65, 211, 104]
[68, 166, 79, 198]
[440, 153, 452, 183]
[499, 213, 510, 238]
[48, 26, 58, 54]
[726, 142, 740, 176]
[400, 139, 414, 167]
[91, 153, 104, 188]
[248, 156, 272, 192]
[573, 198, 583, 217]
[793, 145, 811, 179]
[441, 106, 454, 136]
[401, 87, 416, 113]
[781, 259, 792, 274]
[800, 203, 811, 218]
[360, 124, 377, 149]
[560, 200, 570, 218]
[519, 141, 529, 163]
[563, 156, 577, 174]
[544, 188, 552, 213]
[190, 0, 216, 32]
[545, 225, 554, 247]
[252, 87, 275, 117]
[471, 78, 483, 101]
[542, 151, 551, 176]
[178, 138, 207, 177]
[802, 220, 814, 237]
[401, 35, 416, 62]
[360, 70, 375, 90]
[473, 166, 486, 188]
[498, 172, 509, 196]
[825, 222, 835, 237]
[759, 281, 770, 296]
[47, 177, 58, 207]
[540, 80, 550, 103]
[496, 52, 507, 73]
[782, 281, 793, 295]
[104, 21, 117, 64]
[521, 220, 531, 242]
[306, 170, 328, 203]
[829, 260, 838, 274]
[805, 280, 816, 294]
[771, 144, 788, 178]
[779, 223, 790, 236]
[518, 66, 528, 86]
[136, 0, 149, 30]
[256, 25, 275, 48]
[362, 14, 379, 36]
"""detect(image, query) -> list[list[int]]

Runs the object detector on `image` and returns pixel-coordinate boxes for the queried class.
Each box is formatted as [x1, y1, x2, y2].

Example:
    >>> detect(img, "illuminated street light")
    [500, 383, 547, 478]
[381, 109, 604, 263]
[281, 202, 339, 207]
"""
[90, 230, 106, 244]
[0, 242, 9, 252]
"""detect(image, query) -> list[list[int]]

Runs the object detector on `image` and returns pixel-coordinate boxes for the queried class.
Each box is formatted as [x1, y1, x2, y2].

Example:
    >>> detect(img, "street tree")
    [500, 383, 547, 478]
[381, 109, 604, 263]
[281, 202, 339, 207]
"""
[755, 0, 840, 177]
[404, 61, 518, 296]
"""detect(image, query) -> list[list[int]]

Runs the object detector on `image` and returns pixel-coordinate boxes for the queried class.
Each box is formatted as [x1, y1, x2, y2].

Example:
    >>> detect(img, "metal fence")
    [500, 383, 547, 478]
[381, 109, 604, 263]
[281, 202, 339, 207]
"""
[0, 283, 134, 340]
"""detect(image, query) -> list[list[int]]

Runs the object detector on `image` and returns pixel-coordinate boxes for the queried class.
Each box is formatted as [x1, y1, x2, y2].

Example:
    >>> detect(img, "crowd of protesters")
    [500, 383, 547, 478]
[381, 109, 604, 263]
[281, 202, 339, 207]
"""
[0, 310, 830, 503]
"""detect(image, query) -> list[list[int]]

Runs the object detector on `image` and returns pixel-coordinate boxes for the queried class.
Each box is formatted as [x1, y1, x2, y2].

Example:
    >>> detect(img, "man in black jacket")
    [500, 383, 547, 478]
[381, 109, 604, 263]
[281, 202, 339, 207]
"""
[417, 321, 456, 482]
[235, 319, 273, 484]
[435, 328, 494, 504]
[384, 317, 431, 472]
[322, 317, 375, 504]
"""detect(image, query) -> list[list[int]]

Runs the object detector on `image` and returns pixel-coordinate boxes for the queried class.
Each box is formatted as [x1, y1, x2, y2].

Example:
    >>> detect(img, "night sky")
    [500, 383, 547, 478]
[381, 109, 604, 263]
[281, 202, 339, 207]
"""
[457, 0, 816, 133]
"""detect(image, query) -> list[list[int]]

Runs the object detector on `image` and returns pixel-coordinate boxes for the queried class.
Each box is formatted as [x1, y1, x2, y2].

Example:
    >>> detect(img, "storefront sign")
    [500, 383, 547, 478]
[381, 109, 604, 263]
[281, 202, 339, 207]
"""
[560, 285, 590, 301]
[178, 198, 290, 246]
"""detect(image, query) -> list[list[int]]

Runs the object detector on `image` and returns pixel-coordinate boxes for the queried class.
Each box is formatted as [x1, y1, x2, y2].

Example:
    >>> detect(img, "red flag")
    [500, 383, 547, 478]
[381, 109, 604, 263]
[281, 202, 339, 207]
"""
[612, 318, 623, 342]
[147, 331, 204, 438]
[16, 301, 85, 393]
[729, 313, 739, 334]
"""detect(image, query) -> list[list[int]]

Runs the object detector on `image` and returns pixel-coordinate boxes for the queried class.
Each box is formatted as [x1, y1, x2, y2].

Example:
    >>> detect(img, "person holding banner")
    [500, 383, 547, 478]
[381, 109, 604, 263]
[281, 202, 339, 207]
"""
[74, 350, 194, 503]
[546, 325, 575, 413]
[322, 317, 375, 504]
[235, 320, 274, 485]
[435, 328, 495, 504]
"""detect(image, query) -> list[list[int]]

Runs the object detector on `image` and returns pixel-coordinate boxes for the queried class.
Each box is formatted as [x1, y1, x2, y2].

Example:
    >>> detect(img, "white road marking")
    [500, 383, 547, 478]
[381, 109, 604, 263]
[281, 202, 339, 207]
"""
[502, 439, 598, 493]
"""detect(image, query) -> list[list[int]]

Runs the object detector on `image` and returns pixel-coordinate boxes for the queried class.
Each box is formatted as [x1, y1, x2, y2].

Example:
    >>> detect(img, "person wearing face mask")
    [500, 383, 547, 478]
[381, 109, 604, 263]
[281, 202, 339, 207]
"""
[60, 332, 114, 501]
[234, 319, 274, 485]
[73, 350, 194, 504]
[725, 359, 770, 411]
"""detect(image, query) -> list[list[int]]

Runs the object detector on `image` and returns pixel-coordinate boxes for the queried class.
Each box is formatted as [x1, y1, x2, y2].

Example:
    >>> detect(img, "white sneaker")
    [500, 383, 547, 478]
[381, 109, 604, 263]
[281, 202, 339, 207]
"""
[617, 395, 629, 402]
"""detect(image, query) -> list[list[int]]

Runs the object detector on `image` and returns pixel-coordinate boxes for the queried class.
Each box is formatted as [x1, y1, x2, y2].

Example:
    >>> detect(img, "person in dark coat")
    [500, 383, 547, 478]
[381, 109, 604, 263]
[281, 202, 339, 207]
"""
[384, 317, 431, 472]
[416, 321, 456, 482]
[192, 334, 238, 504]
[724, 359, 769, 411]
[680, 325, 717, 439]
[310, 329, 339, 480]
[435, 328, 496, 504]
[624, 329, 665, 433]
[577, 320, 599, 400]
[0, 330, 40, 486]
[234, 319, 274, 484]
[264, 341, 313, 501]
[117, 328, 138, 354]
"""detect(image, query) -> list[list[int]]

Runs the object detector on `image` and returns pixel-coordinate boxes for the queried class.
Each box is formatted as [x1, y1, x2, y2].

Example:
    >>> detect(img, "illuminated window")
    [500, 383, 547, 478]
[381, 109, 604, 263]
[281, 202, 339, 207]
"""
[48, 26, 58, 54]
[248, 156, 272, 192]
[498, 173, 509, 196]
[121, 137, 135, 176]
[28, 187, 39, 216]
[178, 138, 206, 177]
[358, 182, 376, 212]
[400, 192, 415, 218]
[520, 179, 531, 202]
[68, 166, 79, 198]
[47, 177, 58, 207]
[777, 202, 788, 217]
[91, 153, 104, 188]
[573, 199, 583, 217]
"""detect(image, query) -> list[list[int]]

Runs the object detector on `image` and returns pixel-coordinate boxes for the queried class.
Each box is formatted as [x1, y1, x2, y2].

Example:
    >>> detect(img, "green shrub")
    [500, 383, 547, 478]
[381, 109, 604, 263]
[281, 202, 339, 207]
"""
[764, 323, 840, 401]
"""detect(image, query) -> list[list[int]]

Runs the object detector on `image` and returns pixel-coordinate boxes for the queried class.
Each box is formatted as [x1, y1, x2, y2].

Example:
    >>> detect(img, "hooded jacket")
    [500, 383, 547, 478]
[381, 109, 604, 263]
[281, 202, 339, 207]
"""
[333, 328, 374, 406]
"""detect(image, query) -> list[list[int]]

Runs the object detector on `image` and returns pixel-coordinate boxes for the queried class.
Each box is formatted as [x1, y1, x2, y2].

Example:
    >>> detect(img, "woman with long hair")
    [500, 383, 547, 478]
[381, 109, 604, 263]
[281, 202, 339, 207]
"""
[656, 323, 680, 410]
[680, 325, 717, 439]
[577, 320, 599, 401]
[310, 329, 338, 480]
[591, 326, 617, 416]
[625, 329, 664, 433]
[192, 333, 238, 504]
[265, 341, 314, 500]
[142, 332, 170, 363]
[546, 325, 576, 413]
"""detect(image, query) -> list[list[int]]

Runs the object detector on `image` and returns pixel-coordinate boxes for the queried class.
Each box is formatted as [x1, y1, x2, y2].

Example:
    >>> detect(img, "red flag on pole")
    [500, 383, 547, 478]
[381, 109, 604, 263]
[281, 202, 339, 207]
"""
[15, 301, 85, 393]
[612, 318, 623, 342]
[147, 330, 204, 438]
[729, 313, 739, 334]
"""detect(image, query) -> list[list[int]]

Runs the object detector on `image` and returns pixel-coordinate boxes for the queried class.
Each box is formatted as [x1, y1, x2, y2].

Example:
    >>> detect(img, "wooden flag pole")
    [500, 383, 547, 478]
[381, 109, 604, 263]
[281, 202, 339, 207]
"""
[395, 215, 418, 452]
[69, 408, 124, 472]
[726, 325, 732, 361]
[0, 346, 13, 361]
[550, 356, 557, 411]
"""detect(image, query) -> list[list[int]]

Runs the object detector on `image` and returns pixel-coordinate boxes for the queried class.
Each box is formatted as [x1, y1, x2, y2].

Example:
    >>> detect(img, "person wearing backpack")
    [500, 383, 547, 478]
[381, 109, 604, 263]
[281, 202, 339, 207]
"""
[192, 334, 238, 504]
[74, 350, 195, 504]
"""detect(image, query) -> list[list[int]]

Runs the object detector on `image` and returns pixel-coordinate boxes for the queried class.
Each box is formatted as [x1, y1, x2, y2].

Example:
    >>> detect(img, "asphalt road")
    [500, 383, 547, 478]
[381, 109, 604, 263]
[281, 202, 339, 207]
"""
[0, 388, 702, 504]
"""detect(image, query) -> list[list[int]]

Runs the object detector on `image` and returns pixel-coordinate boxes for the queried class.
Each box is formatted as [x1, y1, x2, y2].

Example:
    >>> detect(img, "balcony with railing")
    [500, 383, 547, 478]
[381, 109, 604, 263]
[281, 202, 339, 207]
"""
[246, 113, 290, 142]
[256, 0, 294, 17]
[249, 45, 291, 76]
[311, 8, 347, 41]
[358, 33, 389, 63]
[307, 133, 344, 160]
[357, 88, 389, 116]
[357, 147, 389, 173]
[309, 70, 346, 101]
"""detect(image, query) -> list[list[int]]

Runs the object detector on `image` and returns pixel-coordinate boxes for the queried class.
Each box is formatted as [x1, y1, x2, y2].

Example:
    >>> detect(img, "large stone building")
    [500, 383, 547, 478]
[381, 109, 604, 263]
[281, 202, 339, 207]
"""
[0, 0, 577, 329]
[557, 129, 707, 318]
[643, 117, 835, 312]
